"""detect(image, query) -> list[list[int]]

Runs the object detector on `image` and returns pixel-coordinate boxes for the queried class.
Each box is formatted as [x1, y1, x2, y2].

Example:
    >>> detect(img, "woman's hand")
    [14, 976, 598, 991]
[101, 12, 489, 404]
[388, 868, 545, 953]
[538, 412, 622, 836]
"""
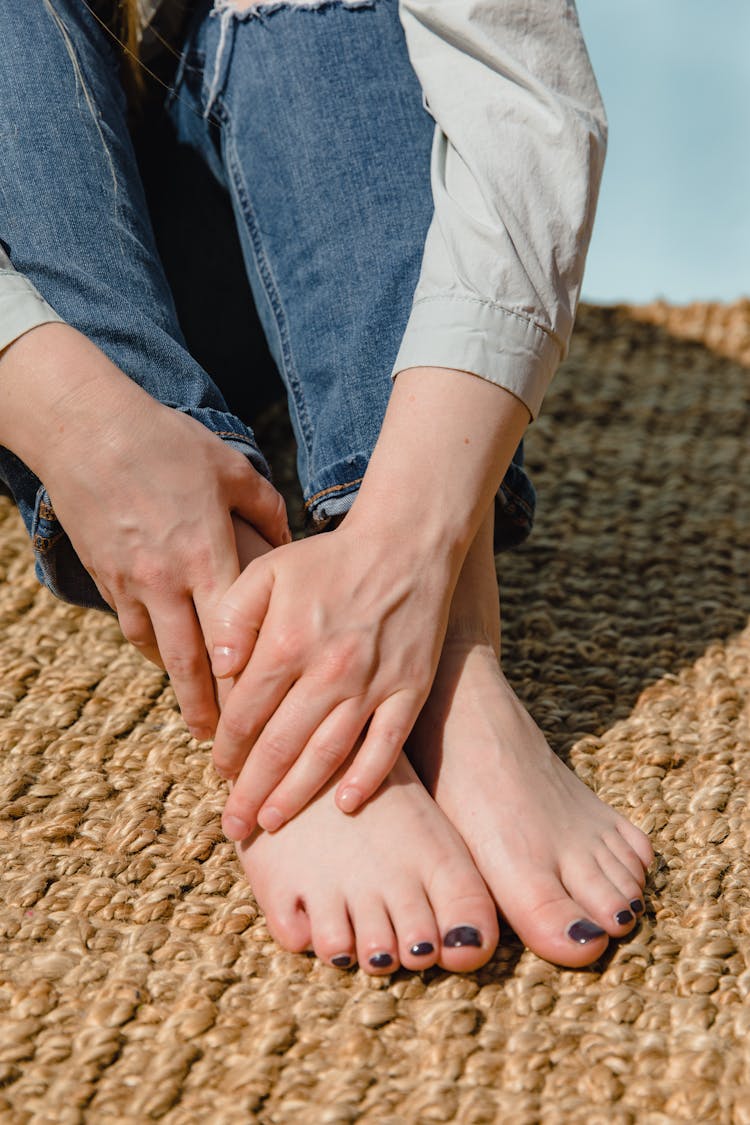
[208, 364, 531, 840]
[210, 522, 456, 838]
[0, 323, 290, 738]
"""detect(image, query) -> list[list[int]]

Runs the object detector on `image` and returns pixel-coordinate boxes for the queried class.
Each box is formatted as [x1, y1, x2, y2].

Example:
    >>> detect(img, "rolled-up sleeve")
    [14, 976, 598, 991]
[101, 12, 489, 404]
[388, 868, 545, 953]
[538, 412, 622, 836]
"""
[0, 245, 64, 356]
[392, 0, 607, 419]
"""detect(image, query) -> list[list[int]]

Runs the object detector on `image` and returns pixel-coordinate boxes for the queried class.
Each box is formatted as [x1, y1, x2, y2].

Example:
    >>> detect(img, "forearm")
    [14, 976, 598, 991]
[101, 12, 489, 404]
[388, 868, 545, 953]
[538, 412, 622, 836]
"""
[0, 322, 150, 481]
[346, 365, 530, 574]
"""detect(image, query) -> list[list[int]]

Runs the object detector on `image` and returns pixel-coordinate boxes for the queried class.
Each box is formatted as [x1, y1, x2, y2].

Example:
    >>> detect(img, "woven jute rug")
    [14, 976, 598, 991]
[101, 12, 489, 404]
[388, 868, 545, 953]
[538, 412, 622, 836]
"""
[1, 300, 749, 1124]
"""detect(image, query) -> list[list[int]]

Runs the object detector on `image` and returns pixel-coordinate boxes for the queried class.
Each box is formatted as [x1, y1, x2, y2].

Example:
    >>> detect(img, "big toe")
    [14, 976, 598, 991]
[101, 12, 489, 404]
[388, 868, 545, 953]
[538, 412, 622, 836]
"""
[430, 857, 499, 972]
[501, 870, 610, 968]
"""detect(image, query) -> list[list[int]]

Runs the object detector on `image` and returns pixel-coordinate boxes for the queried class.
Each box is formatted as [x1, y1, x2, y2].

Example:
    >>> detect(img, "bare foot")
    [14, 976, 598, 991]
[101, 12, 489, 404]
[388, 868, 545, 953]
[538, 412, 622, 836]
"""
[408, 515, 655, 969]
[226, 518, 499, 973]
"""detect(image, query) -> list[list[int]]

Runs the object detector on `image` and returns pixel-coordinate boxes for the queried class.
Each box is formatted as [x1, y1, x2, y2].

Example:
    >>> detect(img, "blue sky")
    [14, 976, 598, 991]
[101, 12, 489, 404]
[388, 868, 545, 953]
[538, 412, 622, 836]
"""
[575, 0, 750, 304]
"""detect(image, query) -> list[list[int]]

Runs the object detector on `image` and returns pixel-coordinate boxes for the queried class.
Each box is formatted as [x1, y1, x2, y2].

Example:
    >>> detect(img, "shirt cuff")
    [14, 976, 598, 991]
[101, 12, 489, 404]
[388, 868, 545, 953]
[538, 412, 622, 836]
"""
[390, 295, 562, 421]
[0, 272, 65, 355]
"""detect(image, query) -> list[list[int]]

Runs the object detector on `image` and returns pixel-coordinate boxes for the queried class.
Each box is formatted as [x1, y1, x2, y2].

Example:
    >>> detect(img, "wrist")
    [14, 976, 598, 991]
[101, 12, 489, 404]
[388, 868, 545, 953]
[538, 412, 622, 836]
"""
[0, 322, 145, 480]
[346, 365, 530, 564]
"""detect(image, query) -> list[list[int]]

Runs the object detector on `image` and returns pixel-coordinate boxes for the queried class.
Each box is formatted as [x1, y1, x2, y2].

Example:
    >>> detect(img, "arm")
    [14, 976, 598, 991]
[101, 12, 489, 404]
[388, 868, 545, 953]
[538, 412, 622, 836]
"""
[0, 319, 290, 738]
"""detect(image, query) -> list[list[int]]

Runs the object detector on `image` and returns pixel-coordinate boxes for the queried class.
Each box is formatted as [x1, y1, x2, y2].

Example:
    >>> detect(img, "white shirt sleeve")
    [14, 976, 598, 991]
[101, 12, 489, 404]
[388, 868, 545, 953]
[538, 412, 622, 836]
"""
[0, 244, 65, 356]
[392, 0, 607, 419]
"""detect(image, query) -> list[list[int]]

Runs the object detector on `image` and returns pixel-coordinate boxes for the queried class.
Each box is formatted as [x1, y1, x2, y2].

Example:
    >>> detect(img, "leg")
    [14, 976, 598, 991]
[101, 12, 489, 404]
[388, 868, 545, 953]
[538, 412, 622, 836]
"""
[409, 506, 655, 968]
[167, 0, 535, 541]
[0, 0, 268, 608]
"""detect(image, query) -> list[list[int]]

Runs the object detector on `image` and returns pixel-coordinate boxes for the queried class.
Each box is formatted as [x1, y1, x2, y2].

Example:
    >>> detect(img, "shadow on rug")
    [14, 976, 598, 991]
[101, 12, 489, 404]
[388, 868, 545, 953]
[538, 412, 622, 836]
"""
[1, 300, 749, 1123]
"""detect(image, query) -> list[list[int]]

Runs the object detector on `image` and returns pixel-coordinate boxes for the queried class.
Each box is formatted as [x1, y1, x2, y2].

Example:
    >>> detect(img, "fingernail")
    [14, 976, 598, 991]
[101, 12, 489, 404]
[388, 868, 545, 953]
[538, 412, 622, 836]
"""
[444, 926, 482, 949]
[223, 815, 250, 840]
[616, 909, 634, 926]
[369, 952, 393, 969]
[567, 919, 607, 944]
[630, 898, 644, 915]
[212, 645, 236, 677]
[337, 786, 362, 813]
[257, 806, 285, 833]
[410, 942, 435, 957]
[331, 954, 352, 968]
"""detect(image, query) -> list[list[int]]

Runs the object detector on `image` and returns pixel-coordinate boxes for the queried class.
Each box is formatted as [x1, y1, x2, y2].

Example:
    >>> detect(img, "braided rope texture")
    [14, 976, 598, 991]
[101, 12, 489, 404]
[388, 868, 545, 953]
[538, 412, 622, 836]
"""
[1, 300, 749, 1123]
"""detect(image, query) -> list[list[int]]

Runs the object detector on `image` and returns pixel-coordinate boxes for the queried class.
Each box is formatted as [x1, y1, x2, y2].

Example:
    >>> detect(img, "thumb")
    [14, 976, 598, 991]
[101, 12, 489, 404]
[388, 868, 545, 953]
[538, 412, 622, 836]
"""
[230, 462, 291, 548]
[210, 555, 275, 679]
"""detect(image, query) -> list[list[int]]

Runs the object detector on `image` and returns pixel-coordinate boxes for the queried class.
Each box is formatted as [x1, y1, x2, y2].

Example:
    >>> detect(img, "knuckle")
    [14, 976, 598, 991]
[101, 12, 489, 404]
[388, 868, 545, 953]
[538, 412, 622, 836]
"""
[257, 734, 295, 771]
[164, 650, 204, 682]
[313, 741, 347, 772]
[220, 711, 254, 745]
[375, 725, 407, 751]
[270, 626, 302, 665]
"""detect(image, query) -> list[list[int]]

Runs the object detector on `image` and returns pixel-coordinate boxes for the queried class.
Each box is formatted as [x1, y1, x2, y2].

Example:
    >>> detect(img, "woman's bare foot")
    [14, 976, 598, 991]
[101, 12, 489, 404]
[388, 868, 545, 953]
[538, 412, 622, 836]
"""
[408, 513, 655, 969]
[227, 518, 499, 974]
[235, 751, 500, 974]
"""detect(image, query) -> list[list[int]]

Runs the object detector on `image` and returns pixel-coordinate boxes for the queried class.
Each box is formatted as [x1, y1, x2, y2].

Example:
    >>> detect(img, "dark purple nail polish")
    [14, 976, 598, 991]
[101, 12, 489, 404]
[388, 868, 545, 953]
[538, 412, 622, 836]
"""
[410, 942, 435, 957]
[369, 952, 394, 969]
[331, 954, 352, 968]
[630, 898, 644, 915]
[616, 909, 634, 926]
[567, 919, 607, 944]
[444, 926, 482, 949]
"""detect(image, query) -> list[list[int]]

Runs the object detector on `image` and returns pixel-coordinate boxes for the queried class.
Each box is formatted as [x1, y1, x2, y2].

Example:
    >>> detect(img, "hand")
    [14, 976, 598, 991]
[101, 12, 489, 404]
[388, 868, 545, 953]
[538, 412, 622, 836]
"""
[0, 324, 290, 738]
[210, 522, 456, 839]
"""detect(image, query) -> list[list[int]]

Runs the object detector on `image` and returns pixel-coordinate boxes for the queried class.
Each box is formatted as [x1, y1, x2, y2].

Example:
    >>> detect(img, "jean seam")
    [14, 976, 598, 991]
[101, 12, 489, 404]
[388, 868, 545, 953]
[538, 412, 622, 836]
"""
[215, 101, 315, 476]
[305, 476, 365, 510]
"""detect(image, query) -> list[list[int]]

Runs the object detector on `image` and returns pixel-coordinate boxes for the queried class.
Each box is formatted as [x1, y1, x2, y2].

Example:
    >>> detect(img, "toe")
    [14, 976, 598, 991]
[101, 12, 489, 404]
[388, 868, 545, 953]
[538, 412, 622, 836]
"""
[307, 892, 356, 969]
[350, 898, 400, 975]
[261, 892, 311, 954]
[429, 861, 499, 972]
[604, 829, 650, 887]
[561, 858, 637, 937]
[616, 819, 655, 871]
[595, 848, 647, 918]
[388, 883, 440, 970]
[501, 870, 610, 968]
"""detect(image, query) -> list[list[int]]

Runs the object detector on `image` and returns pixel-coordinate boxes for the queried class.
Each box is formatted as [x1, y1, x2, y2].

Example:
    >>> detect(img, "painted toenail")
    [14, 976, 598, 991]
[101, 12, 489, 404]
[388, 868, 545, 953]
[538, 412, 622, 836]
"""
[444, 926, 482, 949]
[331, 954, 352, 968]
[368, 952, 393, 969]
[410, 942, 435, 957]
[567, 919, 607, 944]
[630, 898, 644, 914]
[616, 909, 634, 926]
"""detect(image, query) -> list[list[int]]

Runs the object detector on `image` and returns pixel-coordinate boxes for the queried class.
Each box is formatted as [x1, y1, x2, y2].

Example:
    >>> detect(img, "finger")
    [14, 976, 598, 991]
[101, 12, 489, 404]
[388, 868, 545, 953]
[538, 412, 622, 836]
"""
[210, 556, 275, 679]
[218, 677, 342, 838]
[191, 511, 242, 654]
[210, 640, 297, 782]
[335, 692, 422, 813]
[256, 698, 369, 831]
[150, 596, 220, 740]
[228, 458, 291, 548]
[117, 600, 164, 669]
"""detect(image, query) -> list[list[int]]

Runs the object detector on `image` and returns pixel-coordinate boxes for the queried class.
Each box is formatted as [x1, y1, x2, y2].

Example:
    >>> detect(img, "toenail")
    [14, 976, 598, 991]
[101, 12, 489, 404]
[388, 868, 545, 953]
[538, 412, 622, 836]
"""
[615, 909, 634, 926]
[444, 926, 482, 949]
[368, 952, 393, 969]
[630, 898, 644, 914]
[567, 919, 607, 944]
[331, 954, 352, 968]
[410, 942, 435, 957]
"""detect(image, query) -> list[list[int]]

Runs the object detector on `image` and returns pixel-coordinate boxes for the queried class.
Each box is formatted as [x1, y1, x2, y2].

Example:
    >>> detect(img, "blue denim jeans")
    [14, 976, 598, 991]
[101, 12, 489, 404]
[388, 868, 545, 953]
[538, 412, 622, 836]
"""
[0, 0, 535, 611]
